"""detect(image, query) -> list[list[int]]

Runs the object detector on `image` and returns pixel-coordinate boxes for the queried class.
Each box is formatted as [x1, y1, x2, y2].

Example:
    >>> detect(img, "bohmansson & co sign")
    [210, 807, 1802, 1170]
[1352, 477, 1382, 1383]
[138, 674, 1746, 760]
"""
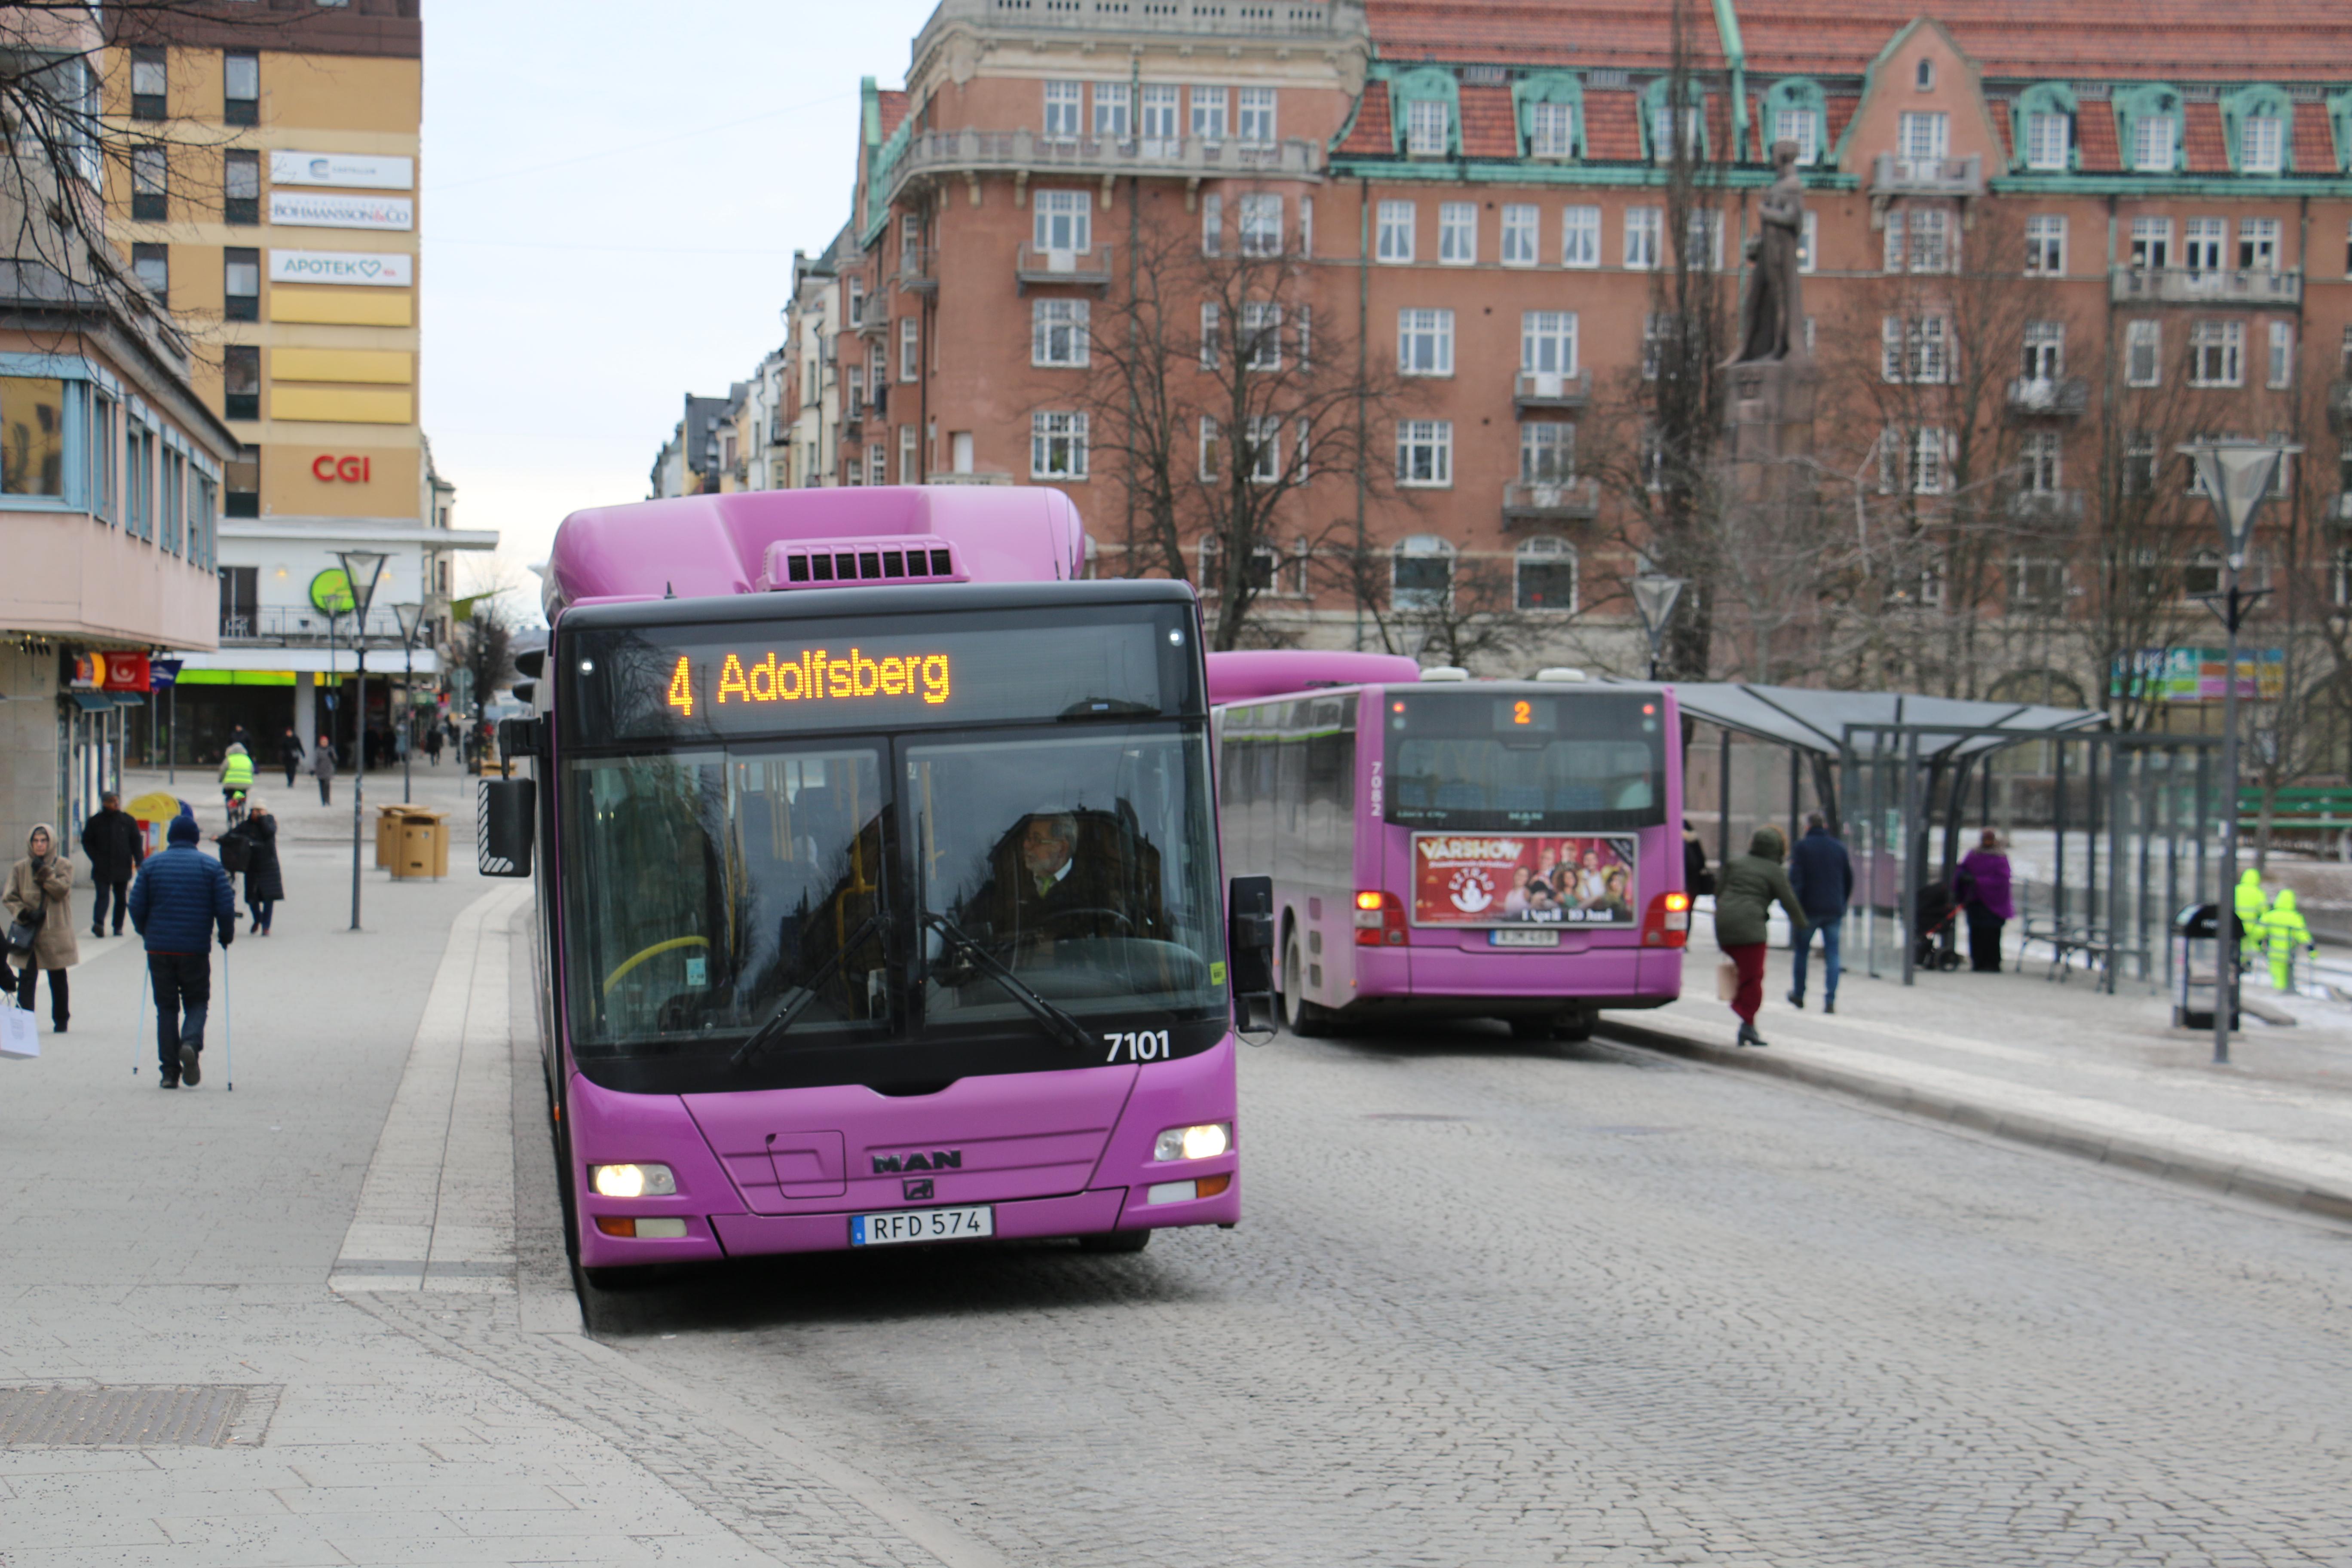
[269, 250, 413, 288]
[269, 192, 413, 232]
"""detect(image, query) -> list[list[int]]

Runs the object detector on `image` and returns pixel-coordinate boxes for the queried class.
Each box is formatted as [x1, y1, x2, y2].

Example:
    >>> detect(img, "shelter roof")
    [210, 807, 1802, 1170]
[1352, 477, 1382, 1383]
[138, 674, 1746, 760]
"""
[1666, 683, 2107, 761]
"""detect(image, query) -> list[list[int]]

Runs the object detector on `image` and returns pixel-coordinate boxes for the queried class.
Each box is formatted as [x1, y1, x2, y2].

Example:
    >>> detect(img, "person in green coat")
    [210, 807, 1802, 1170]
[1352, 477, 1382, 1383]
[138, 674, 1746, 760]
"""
[2258, 888, 2313, 993]
[1715, 825, 1808, 1048]
[2233, 868, 2269, 968]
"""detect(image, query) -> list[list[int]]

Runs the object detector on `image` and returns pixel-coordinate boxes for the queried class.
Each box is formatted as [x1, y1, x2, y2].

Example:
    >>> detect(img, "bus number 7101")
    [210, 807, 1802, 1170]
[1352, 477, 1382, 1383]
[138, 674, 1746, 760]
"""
[1105, 1030, 1171, 1063]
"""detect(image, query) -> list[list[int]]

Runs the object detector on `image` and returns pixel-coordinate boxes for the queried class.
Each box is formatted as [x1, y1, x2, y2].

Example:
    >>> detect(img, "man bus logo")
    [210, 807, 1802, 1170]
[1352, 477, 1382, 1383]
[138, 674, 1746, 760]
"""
[872, 1149, 963, 1174]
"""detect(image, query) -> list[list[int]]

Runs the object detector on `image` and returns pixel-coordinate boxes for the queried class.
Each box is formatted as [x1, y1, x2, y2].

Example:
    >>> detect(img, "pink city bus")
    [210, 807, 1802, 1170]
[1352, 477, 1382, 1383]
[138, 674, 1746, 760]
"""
[1209, 650, 1687, 1041]
[479, 488, 1256, 1287]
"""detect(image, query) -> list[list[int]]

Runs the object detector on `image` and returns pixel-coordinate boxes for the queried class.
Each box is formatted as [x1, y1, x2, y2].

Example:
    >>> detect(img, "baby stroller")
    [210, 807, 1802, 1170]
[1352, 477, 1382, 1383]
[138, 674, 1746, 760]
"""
[1913, 882, 1964, 971]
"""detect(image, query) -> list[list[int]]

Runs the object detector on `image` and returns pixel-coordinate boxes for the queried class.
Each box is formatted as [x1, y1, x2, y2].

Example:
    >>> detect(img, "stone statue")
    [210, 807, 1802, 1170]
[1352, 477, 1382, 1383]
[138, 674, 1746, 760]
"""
[1731, 139, 1807, 364]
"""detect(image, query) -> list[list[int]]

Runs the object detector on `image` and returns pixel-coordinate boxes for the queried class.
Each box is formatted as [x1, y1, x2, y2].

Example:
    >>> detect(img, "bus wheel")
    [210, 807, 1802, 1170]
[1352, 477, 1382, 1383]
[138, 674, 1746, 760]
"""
[1077, 1228, 1151, 1254]
[1281, 929, 1328, 1037]
[1552, 1007, 1594, 1043]
[1509, 1017, 1555, 1041]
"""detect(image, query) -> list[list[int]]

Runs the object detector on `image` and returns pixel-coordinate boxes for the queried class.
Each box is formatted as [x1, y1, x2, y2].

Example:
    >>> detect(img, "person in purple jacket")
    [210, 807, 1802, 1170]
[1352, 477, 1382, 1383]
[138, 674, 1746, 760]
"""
[1954, 829, 2015, 974]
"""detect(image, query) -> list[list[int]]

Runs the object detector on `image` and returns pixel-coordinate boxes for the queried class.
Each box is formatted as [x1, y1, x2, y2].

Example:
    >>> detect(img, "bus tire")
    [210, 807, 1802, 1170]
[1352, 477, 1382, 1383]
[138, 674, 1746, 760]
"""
[1077, 1228, 1152, 1254]
[1551, 1007, 1594, 1043]
[1280, 928, 1328, 1037]
[1509, 1017, 1555, 1041]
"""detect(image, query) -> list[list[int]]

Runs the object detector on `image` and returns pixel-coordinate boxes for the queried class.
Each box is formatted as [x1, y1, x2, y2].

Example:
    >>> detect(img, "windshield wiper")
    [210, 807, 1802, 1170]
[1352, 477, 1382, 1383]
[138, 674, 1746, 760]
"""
[920, 911, 1099, 1055]
[730, 912, 888, 1068]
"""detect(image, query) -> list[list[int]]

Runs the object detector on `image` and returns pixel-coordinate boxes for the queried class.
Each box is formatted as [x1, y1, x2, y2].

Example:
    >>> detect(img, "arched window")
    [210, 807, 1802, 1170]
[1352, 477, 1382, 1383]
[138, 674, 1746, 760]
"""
[1392, 534, 1455, 610]
[1515, 536, 1577, 612]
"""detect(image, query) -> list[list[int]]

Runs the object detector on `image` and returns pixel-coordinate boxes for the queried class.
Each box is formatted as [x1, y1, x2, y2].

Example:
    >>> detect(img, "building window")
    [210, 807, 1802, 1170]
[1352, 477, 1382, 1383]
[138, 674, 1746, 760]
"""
[1521, 310, 1577, 378]
[2184, 217, 2225, 274]
[223, 51, 258, 125]
[1240, 302, 1282, 371]
[1238, 193, 1283, 257]
[1529, 101, 1575, 158]
[1907, 207, 1952, 272]
[898, 424, 919, 484]
[2190, 321, 2244, 387]
[2121, 432, 2157, 496]
[1649, 105, 1702, 163]
[131, 145, 167, 220]
[2025, 110, 2070, 171]
[1191, 86, 1228, 142]
[224, 446, 257, 518]
[1031, 411, 1089, 480]
[1139, 84, 1180, 151]
[0, 377, 65, 496]
[1899, 110, 1948, 167]
[2021, 320, 2065, 380]
[131, 242, 168, 302]
[2240, 114, 2284, 175]
[1519, 421, 1574, 482]
[1438, 202, 1476, 265]
[1625, 207, 1661, 269]
[1398, 308, 1453, 376]
[2132, 113, 2177, 172]
[2183, 550, 2223, 600]
[1392, 534, 1455, 606]
[224, 247, 260, 321]
[2009, 557, 2067, 610]
[1396, 422, 1453, 488]
[1562, 205, 1599, 268]
[89, 393, 114, 519]
[224, 344, 259, 421]
[1515, 536, 1577, 612]
[1093, 81, 1130, 139]
[2020, 429, 2063, 493]
[1200, 192, 1222, 255]
[1774, 107, 1818, 165]
[869, 443, 888, 487]
[2025, 215, 2066, 275]
[1244, 416, 1283, 483]
[1500, 204, 1538, 267]
[1197, 301, 1223, 369]
[2239, 217, 2280, 273]
[1237, 87, 1277, 144]
[2268, 321, 2294, 389]
[1910, 427, 1947, 493]
[2125, 321, 2162, 387]
[899, 315, 920, 381]
[1034, 189, 1090, 254]
[2334, 548, 2352, 609]
[1032, 298, 1089, 368]
[1915, 58, 1936, 89]
[845, 366, 864, 417]
[1685, 209, 1724, 271]
[1881, 316, 1951, 384]
[1376, 200, 1415, 263]
[1406, 98, 1449, 156]
[1642, 312, 1676, 381]
[2130, 217, 2172, 271]
[1800, 210, 1818, 273]
[130, 46, 166, 120]
[1043, 81, 1082, 141]
[1197, 416, 1222, 480]
[224, 149, 258, 225]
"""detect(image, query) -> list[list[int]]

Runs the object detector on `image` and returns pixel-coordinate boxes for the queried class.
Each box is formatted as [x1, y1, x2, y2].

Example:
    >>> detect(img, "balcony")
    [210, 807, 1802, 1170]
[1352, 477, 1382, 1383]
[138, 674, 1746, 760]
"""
[886, 129, 1323, 206]
[1870, 152, 1984, 198]
[2006, 376, 2089, 420]
[1502, 478, 1601, 526]
[2108, 266, 2302, 306]
[896, 245, 937, 295]
[1513, 371, 1591, 412]
[220, 606, 407, 646]
[2328, 381, 2352, 435]
[2005, 489, 2085, 525]
[1015, 242, 1115, 290]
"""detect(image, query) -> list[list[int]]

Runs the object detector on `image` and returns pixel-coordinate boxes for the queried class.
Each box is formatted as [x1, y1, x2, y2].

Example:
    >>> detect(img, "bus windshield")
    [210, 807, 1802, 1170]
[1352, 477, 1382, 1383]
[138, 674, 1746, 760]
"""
[554, 600, 1226, 1092]
[1384, 689, 1667, 832]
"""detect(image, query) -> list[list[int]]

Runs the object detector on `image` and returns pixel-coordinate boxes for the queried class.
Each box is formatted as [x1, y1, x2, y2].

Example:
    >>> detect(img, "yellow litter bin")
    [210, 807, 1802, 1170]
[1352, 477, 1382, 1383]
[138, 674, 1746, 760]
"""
[390, 809, 449, 880]
[374, 805, 404, 869]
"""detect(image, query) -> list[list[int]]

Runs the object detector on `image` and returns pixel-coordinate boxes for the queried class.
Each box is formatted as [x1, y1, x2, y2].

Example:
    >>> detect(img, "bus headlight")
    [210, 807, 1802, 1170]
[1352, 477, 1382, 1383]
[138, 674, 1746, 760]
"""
[590, 1163, 677, 1197]
[1154, 1123, 1231, 1161]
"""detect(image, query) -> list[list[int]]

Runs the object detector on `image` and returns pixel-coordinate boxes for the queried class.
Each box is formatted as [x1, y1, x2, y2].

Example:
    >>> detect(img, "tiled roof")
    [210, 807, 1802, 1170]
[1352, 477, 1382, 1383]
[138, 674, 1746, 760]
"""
[2182, 102, 2229, 175]
[1584, 91, 1642, 162]
[1459, 83, 1518, 158]
[1339, 88, 1393, 156]
[2075, 102, 2122, 173]
[1989, 99, 2014, 165]
[1822, 95, 1859, 154]
[2294, 101, 2337, 175]
[1372, 1, 1730, 71]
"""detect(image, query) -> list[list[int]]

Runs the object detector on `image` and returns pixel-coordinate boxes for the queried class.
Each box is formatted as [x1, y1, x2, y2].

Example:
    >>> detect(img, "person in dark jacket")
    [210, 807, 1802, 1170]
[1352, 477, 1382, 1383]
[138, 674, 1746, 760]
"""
[310, 732, 337, 805]
[1715, 825, 1807, 1049]
[1681, 819, 1714, 898]
[80, 791, 146, 938]
[127, 815, 236, 1087]
[277, 727, 306, 788]
[220, 800, 284, 934]
[1785, 813, 1854, 1014]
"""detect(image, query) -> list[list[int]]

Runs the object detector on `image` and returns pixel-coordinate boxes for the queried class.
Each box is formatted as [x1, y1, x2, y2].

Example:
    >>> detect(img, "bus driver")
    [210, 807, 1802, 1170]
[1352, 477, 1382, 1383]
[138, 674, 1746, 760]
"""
[977, 808, 1134, 954]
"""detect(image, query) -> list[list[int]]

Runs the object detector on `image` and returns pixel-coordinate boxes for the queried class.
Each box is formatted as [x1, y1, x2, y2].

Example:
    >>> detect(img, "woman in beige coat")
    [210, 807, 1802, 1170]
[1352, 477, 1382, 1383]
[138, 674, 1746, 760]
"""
[5, 823, 78, 1031]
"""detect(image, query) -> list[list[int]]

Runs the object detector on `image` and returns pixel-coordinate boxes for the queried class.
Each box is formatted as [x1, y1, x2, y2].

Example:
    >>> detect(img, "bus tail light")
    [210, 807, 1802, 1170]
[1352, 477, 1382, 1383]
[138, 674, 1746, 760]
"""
[1643, 892, 1692, 949]
[1355, 890, 1406, 946]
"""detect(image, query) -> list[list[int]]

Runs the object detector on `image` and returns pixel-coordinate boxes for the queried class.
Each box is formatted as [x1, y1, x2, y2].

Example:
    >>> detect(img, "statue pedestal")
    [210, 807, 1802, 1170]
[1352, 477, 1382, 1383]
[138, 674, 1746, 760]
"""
[1724, 359, 1817, 469]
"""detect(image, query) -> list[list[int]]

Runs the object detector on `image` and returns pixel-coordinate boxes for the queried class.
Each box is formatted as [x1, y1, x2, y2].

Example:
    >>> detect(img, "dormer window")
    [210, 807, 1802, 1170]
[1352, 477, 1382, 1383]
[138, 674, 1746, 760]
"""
[1773, 107, 1818, 164]
[2025, 111, 2070, 171]
[2240, 115, 2284, 174]
[1649, 105, 1702, 163]
[1763, 77, 1826, 167]
[1406, 98, 1449, 156]
[2132, 115, 2177, 173]
[1529, 101, 1574, 157]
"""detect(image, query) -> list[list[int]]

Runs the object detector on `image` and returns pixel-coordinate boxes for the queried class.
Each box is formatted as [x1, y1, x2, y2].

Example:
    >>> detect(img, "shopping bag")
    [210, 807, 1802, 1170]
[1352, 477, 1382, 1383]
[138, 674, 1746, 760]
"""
[0, 1002, 37, 1060]
[218, 834, 251, 875]
[1715, 958, 1740, 1002]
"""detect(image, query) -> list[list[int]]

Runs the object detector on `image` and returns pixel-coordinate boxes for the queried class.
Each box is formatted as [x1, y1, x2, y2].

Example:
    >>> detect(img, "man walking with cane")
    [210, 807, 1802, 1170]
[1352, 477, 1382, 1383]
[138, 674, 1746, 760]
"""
[127, 816, 234, 1088]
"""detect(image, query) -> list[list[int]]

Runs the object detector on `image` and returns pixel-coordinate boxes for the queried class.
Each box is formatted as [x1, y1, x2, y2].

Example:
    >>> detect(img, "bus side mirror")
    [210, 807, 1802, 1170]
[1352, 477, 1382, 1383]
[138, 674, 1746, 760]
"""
[1227, 875, 1275, 1025]
[479, 778, 534, 877]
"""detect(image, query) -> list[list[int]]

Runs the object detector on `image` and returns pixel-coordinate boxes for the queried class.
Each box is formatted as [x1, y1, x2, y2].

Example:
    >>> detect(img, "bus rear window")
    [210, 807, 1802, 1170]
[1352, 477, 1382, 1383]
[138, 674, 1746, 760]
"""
[1384, 690, 1665, 831]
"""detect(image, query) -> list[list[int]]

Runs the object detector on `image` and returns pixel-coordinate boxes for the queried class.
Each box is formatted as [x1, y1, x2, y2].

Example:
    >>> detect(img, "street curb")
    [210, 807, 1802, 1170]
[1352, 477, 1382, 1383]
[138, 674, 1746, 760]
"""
[1595, 1017, 2352, 1228]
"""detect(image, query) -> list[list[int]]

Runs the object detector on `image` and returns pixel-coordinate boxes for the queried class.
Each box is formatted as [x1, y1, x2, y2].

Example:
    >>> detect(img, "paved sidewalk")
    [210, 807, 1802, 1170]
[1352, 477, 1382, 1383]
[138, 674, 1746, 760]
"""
[1607, 913, 2352, 1224]
[118, 759, 480, 850]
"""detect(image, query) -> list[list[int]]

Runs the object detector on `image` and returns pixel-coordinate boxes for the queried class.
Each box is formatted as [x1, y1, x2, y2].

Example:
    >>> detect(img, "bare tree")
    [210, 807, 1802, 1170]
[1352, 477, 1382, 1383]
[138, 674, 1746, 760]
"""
[1327, 547, 1553, 672]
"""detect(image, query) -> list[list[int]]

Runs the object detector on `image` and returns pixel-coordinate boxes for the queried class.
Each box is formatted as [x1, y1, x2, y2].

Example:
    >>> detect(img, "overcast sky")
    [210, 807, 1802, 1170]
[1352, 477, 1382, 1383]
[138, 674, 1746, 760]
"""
[421, 1, 940, 619]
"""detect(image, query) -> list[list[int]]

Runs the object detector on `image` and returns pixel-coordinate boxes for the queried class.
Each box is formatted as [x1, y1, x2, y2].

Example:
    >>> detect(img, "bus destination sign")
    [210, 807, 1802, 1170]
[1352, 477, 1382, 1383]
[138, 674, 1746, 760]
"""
[667, 646, 952, 718]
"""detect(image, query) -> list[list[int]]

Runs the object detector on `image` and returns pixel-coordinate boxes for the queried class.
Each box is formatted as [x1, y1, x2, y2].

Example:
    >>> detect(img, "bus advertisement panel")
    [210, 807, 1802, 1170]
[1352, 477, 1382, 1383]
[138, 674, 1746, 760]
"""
[1410, 833, 1638, 929]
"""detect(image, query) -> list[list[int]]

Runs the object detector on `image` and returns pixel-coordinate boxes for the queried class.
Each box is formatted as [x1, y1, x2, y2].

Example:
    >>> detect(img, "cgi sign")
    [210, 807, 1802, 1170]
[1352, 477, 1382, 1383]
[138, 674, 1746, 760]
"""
[312, 454, 373, 483]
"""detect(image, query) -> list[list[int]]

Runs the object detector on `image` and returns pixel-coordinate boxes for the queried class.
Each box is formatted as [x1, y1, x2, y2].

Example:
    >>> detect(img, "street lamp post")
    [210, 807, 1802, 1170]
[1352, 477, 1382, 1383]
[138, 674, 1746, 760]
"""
[1632, 574, 1687, 682]
[2180, 439, 2297, 1067]
[392, 603, 424, 806]
[334, 550, 389, 932]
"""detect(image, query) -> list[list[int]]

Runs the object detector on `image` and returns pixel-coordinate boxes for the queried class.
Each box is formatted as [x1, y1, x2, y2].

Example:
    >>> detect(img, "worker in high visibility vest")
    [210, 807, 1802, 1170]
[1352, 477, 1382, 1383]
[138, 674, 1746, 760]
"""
[217, 743, 254, 824]
[2234, 868, 2270, 967]
[2258, 888, 2315, 992]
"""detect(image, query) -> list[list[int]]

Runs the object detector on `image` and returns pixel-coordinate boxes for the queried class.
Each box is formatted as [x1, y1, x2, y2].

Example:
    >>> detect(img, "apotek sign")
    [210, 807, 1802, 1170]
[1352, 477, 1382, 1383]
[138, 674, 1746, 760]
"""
[312, 454, 373, 484]
[270, 249, 412, 288]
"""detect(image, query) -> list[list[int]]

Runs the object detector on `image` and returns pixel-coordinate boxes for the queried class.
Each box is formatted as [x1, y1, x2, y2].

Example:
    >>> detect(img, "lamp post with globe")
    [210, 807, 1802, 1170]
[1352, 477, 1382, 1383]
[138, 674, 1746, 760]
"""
[333, 549, 389, 931]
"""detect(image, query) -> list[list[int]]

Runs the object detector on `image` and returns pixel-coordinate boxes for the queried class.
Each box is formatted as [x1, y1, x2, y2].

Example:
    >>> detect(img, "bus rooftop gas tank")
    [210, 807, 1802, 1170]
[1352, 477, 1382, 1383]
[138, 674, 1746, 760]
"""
[1205, 649, 1422, 707]
[542, 486, 1091, 616]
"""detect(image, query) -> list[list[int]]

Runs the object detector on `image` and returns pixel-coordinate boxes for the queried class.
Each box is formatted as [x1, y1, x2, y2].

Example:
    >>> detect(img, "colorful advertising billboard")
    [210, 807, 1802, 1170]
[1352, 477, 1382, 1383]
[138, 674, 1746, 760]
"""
[1412, 833, 1638, 928]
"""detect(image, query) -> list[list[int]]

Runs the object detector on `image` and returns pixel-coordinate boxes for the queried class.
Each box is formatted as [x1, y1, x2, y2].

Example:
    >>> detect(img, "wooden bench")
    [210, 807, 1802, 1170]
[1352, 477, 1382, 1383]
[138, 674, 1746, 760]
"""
[2016, 918, 2144, 983]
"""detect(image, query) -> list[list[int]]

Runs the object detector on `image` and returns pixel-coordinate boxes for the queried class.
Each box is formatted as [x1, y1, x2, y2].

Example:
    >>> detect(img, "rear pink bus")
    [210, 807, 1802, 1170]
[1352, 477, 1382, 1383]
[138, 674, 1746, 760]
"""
[1211, 652, 1687, 1040]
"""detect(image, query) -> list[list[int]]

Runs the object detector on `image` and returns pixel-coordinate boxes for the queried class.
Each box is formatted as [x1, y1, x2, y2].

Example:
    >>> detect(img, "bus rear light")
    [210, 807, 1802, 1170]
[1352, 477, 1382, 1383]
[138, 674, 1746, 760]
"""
[1354, 890, 1406, 945]
[1642, 893, 1691, 948]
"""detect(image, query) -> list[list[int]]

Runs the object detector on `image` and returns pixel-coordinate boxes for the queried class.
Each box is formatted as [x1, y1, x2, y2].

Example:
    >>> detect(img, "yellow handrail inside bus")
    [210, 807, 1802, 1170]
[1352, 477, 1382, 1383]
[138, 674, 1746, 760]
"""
[603, 936, 710, 996]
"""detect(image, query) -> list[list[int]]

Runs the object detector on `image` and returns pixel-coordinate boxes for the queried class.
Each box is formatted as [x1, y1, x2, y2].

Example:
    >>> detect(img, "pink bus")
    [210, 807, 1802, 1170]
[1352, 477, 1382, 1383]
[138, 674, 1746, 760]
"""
[480, 488, 1253, 1287]
[1209, 651, 1688, 1041]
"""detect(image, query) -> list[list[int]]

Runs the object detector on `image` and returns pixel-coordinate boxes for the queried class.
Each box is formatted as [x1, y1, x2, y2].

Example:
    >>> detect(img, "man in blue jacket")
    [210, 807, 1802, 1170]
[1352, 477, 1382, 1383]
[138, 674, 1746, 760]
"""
[127, 815, 236, 1088]
[1785, 812, 1853, 1014]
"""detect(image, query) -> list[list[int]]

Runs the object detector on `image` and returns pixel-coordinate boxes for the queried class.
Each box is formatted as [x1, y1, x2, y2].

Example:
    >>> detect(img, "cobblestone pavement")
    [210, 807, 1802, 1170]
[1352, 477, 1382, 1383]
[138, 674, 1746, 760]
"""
[583, 1021, 2352, 1567]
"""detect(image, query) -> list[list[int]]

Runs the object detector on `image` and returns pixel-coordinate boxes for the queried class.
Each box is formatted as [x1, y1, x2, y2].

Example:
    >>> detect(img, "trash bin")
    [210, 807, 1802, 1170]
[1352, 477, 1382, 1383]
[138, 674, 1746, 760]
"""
[2172, 903, 2239, 1030]
[375, 805, 404, 869]
[389, 809, 449, 881]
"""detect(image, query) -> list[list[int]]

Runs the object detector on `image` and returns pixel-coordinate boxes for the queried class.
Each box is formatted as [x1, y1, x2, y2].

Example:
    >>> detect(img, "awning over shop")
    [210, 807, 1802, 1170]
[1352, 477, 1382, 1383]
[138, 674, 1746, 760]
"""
[175, 647, 443, 677]
[1666, 682, 2107, 761]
